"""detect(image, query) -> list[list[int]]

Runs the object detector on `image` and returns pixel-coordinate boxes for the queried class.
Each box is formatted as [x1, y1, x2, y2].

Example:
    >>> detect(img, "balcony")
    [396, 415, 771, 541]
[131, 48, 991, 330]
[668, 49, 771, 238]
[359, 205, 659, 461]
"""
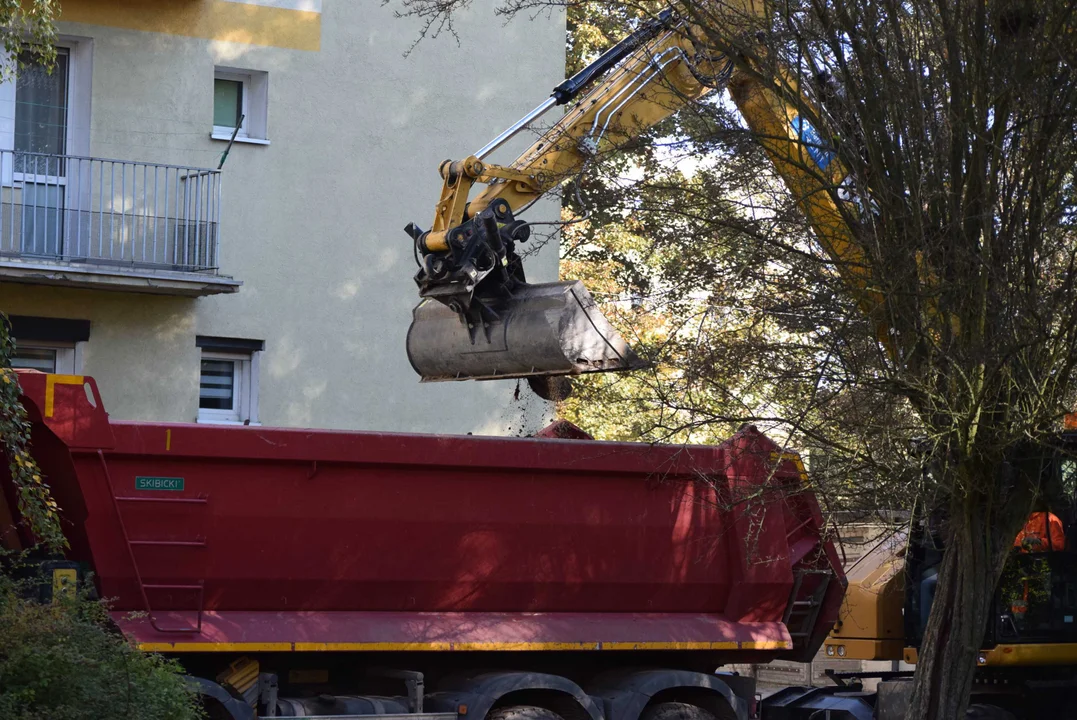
[0, 151, 240, 296]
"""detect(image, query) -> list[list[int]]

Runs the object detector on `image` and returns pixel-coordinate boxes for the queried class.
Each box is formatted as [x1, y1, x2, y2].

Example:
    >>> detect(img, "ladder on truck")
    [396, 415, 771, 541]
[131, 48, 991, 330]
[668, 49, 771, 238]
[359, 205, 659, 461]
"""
[99, 451, 209, 633]
[782, 567, 834, 645]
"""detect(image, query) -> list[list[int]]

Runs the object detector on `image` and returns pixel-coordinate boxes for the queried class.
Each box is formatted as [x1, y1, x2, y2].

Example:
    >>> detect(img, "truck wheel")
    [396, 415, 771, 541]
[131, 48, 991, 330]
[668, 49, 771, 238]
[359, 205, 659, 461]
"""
[641, 701, 723, 720]
[966, 704, 1017, 720]
[488, 706, 565, 720]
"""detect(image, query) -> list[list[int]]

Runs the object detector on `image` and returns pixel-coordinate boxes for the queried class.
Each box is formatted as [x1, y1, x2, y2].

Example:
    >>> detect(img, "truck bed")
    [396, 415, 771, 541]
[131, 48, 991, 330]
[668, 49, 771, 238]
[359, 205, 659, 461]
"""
[4, 371, 845, 664]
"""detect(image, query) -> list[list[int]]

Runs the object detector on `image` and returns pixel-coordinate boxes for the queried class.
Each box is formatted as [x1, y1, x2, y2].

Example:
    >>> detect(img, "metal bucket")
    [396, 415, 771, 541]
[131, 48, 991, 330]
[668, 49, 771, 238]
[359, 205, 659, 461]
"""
[406, 280, 645, 383]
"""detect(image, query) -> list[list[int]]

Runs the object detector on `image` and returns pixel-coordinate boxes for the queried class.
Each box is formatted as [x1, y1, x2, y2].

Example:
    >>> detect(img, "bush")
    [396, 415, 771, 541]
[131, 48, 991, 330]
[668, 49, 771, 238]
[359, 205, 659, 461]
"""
[0, 558, 203, 720]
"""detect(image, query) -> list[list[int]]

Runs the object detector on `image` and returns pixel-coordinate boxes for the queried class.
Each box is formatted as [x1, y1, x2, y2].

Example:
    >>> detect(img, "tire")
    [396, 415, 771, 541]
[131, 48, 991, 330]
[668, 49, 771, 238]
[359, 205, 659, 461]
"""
[487, 706, 566, 720]
[966, 704, 1018, 720]
[640, 701, 724, 720]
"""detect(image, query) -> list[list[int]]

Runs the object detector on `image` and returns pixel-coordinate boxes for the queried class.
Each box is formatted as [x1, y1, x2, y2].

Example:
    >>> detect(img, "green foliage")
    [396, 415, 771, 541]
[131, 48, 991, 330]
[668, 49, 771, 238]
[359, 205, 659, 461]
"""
[0, 0, 58, 80]
[0, 559, 203, 720]
[565, 2, 665, 74]
[0, 313, 64, 550]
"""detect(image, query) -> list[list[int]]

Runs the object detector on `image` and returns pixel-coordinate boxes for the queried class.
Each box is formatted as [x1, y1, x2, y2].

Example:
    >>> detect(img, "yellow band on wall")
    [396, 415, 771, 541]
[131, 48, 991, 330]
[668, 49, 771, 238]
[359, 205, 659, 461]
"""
[59, 0, 321, 52]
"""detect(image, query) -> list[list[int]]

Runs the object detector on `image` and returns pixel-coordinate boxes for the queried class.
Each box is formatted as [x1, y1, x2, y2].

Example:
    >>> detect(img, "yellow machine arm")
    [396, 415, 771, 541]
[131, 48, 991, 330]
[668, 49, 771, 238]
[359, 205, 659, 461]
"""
[404, 3, 890, 388]
[417, 12, 723, 255]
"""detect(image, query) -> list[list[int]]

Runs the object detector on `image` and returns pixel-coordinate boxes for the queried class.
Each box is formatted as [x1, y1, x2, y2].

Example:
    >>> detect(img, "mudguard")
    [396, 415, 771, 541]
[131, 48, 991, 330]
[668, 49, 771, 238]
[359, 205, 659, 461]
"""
[587, 669, 749, 720]
[426, 671, 604, 720]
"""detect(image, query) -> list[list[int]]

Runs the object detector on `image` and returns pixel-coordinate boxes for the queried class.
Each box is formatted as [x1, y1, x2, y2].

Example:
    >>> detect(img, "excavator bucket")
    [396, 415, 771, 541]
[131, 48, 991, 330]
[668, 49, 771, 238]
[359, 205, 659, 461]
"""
[406, 280, 646, 387]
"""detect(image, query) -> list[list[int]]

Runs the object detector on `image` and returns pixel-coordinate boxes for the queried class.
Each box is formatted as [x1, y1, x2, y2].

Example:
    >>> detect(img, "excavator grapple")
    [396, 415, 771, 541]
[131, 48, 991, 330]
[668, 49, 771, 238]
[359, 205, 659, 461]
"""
[406, 279, 644, 387]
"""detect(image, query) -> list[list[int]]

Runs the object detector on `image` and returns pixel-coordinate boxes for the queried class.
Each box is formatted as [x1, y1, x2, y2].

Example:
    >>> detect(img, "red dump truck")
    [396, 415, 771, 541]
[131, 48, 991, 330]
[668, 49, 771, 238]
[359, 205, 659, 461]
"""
[1, 371, 849, 720]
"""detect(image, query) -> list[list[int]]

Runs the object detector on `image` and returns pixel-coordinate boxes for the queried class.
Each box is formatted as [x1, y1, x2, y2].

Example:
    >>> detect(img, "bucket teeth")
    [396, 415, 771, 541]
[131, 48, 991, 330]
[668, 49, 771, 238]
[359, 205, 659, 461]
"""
[406, 280, 646, 383]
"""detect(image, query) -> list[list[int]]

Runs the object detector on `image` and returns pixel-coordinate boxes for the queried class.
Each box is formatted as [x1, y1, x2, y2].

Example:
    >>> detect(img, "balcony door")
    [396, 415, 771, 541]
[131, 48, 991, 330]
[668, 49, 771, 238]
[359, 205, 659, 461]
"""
[13, 48, 70, 257]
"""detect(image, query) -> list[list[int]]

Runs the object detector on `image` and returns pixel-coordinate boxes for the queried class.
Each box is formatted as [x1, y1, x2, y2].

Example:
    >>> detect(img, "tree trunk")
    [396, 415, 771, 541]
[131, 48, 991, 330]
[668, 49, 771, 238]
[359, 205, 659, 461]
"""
[904, 479, 1034, 720]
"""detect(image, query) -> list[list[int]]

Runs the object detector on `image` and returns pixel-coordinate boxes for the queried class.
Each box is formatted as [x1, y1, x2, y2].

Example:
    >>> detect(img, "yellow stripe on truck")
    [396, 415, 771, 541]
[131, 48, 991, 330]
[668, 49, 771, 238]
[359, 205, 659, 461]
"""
[139, 640, 789, 653]
[740, 641, 795, 650]
[140, 642, 295, 653]
[45, 375, 85, 418]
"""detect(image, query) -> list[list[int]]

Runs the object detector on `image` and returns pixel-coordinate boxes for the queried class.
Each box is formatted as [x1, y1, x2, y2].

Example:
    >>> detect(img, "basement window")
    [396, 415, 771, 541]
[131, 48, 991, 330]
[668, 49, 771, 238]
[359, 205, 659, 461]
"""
[11, 342, 76, 374]
[8, 315, 89, 374]
[196, 336, 263, 425]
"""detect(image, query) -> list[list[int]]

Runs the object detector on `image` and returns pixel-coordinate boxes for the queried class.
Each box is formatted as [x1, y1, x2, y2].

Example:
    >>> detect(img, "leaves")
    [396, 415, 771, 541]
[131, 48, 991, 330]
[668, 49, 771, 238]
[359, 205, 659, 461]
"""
[0, 0, 57, 80]
[0, 560, 203, 720]
[0, 313, 64, 551]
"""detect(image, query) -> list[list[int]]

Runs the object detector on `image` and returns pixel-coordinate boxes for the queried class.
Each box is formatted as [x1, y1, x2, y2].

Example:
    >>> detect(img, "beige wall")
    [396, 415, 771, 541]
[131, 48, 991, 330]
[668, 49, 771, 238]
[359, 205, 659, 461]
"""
[3, 1, 566, 434]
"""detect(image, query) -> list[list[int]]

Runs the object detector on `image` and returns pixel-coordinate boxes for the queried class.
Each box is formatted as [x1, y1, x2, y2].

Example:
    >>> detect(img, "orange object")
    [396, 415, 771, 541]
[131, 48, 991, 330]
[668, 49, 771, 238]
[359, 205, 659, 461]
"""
[1014, 512, 1066, 553]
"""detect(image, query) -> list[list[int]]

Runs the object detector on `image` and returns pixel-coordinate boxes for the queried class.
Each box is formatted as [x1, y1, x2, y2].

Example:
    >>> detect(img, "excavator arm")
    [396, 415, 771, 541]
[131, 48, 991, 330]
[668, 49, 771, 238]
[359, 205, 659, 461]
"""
[415, 8, 722, 253]
[405, 1, 889, 394]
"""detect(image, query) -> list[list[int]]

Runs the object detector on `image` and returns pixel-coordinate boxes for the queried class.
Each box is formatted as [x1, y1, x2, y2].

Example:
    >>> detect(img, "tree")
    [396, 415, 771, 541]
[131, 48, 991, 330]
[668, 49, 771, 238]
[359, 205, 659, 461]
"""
[0, 1, 59, 76]
[391, 0, 1077, 716]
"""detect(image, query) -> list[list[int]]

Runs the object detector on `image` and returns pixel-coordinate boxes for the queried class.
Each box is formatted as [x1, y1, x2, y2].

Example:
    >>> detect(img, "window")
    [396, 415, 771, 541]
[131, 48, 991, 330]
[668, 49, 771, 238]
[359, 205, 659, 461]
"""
[0, 37, 90, 160]
[0, 37, 92, 256]
[196, 336, 262, 424]
[11, 340, 77, 374]
[13, 48, 69, 256]
[15, 48, 69, 159]
[212, 67, 269, 144]
[7, 315, 89, 374]
[1062, 459, 1077, 501]
[213, 75, 245, 135]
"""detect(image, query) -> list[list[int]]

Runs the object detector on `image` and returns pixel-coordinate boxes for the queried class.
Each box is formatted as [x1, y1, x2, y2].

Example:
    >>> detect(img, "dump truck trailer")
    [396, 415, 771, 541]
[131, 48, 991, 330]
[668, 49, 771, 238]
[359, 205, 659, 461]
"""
[0, 370, 860, 719]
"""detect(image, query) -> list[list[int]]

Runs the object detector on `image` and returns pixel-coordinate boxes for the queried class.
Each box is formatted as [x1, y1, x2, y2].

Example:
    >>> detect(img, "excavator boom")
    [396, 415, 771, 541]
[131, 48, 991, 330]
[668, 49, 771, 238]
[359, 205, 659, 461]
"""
[404, 1, 882, 395]
[404, 8, 732, 391]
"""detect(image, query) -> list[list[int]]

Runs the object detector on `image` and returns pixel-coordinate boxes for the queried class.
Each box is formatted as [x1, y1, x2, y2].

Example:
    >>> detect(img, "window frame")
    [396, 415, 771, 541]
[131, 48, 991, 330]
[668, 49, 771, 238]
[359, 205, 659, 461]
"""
[10, 339, 81, 374]
[211, 67, 269, 145]
[0, 37, 92, 257]
[212, 70, 249, 138]
[197, 348, 260, 425]
[13, 46, 71, 167]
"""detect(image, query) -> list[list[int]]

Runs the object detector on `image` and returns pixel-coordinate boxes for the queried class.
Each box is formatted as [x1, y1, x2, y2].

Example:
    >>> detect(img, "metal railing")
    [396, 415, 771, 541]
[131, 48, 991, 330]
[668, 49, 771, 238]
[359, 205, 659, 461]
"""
[0, 151, 222, 272]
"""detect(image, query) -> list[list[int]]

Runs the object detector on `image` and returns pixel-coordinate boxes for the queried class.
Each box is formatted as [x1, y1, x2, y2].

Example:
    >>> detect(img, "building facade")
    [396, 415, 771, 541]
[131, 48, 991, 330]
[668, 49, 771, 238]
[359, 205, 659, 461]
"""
[0, 0, 565, 434]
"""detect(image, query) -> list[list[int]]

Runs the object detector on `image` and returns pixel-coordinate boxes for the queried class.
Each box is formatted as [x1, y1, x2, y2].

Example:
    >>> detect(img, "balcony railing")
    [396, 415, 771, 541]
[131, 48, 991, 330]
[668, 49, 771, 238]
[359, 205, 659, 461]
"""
[0, 150, 222, 270]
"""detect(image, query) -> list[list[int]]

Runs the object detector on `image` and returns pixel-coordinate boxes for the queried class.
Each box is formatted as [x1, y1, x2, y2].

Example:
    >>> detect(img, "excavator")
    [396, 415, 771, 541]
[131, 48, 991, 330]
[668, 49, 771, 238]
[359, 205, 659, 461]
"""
[403, 1, 1077, 717]
[403, 1, 879, 398]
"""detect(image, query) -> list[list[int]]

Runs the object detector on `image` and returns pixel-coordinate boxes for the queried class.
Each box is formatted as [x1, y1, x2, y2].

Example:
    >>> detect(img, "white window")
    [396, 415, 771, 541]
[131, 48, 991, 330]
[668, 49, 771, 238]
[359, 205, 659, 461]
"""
[212, 67, 269, 145]
[0, 37, 92, 256]
[198, 349, 260, 425]
[10, 340, 80, 374]
[0, 37, 91, 159]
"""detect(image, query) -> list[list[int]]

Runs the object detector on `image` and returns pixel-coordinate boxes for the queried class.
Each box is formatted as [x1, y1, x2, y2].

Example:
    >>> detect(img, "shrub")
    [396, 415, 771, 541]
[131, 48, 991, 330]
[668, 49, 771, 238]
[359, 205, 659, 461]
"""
[0, 555, 203, 720]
